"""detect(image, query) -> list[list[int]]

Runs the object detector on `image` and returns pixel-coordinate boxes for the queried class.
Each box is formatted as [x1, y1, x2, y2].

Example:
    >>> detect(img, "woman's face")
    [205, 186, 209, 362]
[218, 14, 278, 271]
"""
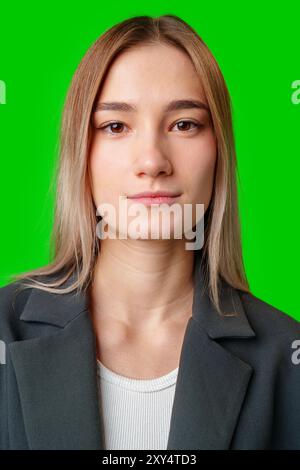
[89, 43, 217, 241]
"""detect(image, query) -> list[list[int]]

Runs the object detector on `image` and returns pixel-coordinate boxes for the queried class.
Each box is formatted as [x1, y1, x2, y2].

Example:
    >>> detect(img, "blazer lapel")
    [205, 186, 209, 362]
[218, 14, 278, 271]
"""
[166, 252, 256, 450]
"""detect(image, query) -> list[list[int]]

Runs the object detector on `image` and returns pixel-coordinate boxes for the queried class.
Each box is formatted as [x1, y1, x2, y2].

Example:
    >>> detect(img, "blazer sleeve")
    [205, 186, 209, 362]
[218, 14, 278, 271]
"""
[0, 281, 20, 450]
[0, 352, 8, 449]
[271, 327, 300, 449]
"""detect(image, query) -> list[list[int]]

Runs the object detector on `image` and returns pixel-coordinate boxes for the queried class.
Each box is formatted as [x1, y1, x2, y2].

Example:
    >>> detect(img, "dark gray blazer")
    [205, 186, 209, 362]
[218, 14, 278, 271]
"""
[1, 253, 300, 450]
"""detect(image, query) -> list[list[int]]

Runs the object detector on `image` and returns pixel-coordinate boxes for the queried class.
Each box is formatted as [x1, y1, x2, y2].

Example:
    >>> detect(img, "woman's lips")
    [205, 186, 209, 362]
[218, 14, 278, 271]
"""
[127, 195, 180, 206]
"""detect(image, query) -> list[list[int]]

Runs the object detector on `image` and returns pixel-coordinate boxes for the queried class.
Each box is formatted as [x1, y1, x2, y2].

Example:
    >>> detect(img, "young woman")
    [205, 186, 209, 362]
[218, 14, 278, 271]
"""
[0, 14, 299, 450]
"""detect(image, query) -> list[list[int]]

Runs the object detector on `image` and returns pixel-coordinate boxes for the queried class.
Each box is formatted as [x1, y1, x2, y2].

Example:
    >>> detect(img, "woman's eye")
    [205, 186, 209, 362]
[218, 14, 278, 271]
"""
[173, 120, 201, 132]
[98, 121, 126, 135]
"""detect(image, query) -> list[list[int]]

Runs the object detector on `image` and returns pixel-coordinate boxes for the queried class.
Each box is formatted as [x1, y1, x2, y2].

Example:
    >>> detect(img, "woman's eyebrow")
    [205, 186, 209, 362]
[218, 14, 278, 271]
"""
[93, 99, 209, 114]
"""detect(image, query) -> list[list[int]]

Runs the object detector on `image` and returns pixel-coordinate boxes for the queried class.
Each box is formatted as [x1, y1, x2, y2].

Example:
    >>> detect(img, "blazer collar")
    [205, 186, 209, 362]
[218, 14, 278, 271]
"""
[9, 249, 256, 449]
[19, 270, 88, 328]
[19, 249, 255, 340]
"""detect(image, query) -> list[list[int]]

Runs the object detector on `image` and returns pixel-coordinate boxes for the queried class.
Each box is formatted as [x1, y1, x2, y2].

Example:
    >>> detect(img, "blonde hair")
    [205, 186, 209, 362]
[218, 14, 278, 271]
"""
[10, 14, 250, 315]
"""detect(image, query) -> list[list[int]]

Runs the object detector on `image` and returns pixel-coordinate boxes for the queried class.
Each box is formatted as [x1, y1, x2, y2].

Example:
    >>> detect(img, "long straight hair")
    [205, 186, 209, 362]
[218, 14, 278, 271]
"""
[10, 14, 250, 315]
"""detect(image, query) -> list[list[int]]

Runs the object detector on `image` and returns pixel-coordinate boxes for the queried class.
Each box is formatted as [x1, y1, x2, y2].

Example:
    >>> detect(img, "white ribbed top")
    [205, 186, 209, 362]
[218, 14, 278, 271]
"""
[96, 359, 178, 450]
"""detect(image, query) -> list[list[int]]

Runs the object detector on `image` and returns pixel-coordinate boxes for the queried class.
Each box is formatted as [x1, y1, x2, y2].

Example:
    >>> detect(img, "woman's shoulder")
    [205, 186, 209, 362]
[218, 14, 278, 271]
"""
[0, 269, 70, 318]
[0, 271, 84, 341]
[234, 289, 300, 365]
[0, 274, 60, 339]
[0, 279, 34, 336]
[0, 279, 28, 311]
[237, 288, 300, 335]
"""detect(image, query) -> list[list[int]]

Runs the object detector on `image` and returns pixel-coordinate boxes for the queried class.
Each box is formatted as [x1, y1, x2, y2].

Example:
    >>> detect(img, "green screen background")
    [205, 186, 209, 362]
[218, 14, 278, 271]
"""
[0, 1, 299, 321]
